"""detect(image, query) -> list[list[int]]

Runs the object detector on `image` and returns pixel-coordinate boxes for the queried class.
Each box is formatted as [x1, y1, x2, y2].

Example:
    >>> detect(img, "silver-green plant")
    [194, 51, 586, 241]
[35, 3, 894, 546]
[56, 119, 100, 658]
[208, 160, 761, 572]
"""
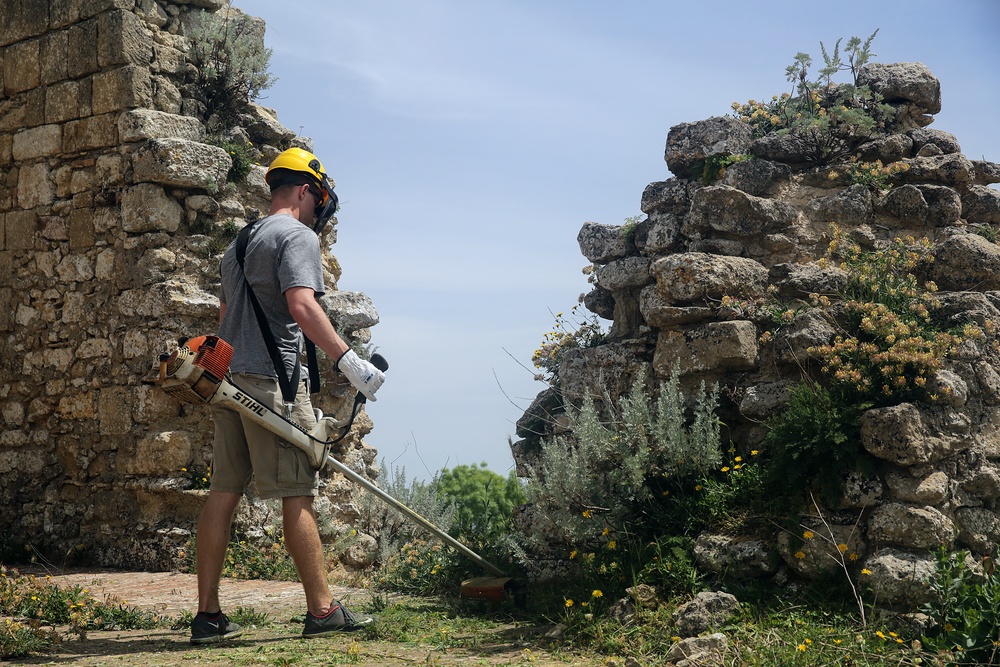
[187, 4, 276, 128]
[523, 368, 721, 549]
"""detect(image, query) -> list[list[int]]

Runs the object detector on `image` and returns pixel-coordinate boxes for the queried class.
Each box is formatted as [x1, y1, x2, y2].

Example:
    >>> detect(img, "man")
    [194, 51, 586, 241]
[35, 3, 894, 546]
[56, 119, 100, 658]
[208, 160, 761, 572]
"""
[190, 147, 385, 644]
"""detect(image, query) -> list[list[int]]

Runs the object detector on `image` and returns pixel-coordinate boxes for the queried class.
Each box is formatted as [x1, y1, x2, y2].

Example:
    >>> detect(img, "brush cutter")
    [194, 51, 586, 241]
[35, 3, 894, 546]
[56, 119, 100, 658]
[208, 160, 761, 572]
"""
[156, 334, 522, 603]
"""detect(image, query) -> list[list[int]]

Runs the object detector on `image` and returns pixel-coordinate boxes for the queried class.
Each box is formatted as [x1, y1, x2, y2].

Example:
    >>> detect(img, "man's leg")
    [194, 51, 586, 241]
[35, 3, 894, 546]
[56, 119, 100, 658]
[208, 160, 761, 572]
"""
[282, 494, 333, 616]
[196, 490, 242, 613]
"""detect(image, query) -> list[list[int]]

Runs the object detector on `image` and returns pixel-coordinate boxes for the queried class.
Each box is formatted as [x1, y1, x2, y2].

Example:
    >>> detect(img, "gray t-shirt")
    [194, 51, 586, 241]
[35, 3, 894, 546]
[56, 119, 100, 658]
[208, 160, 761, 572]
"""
[218, 213, 326, 379]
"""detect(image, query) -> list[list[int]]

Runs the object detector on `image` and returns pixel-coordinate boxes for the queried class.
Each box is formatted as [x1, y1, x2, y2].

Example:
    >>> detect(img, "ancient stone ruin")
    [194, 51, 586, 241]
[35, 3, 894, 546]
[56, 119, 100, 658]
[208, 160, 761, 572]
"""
[0, 0, 380, 569]
[513, 62, 1000, 608]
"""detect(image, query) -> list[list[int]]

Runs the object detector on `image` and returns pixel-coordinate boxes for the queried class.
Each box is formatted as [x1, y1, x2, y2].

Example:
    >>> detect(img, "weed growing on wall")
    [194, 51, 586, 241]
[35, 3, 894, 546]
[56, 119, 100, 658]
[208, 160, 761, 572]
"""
[921, 546, 1000, 664]
[532, 304, 607, 382]
[187, 5, 276, 128]
[730, 30, 896, 164]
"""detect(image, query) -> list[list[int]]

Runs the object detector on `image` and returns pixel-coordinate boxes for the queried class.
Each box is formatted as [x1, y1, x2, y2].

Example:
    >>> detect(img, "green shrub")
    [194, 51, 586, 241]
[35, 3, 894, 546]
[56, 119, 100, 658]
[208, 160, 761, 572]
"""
[760, 381, 870, 505]
[523, 369, 721, 552]
[921, 546, 1000, 665]
[187, 6, 276, 128]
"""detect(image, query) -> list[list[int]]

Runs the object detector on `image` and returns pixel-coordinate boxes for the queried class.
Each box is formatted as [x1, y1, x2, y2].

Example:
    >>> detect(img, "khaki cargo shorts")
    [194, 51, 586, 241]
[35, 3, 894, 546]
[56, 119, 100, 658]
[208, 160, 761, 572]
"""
[209, 372, 319, 499]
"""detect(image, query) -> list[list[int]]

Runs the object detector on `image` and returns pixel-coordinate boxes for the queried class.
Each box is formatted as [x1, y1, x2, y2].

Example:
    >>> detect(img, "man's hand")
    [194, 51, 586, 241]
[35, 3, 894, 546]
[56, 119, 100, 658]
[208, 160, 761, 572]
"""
[336, 350, 385, 401]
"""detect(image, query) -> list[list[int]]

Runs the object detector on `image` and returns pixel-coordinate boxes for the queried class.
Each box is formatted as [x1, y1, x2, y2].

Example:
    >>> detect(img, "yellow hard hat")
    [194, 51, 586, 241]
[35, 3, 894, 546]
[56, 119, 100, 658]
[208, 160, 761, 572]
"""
[265, 148, 331, 205]
[265, 147, 339, 233]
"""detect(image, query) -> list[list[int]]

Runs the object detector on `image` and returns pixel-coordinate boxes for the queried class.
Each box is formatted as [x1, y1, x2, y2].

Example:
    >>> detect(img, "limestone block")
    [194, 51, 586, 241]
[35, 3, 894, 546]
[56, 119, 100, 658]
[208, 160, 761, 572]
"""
[79, 0, 139, 20]
[933, 233, 1000, 291]
[640, 178, 689, 216]
[973, 160, 1000, 186]
[770, 262, 848, 299]
[2, 39, 40, 95]
[805, 184, 873, 225]
[665, 116, 753, 180]
[637, 210, 681, 255]
[4, 211, 38, 253]
[577, 221, 627, 264]
[859, 62, 942, 115]
[688, 185, 798, 236]
[319, 291, 380, 334]
[121, 183, 182, 233]
[95, 248, 116, 280]
[246, 103, 296, 145]
[719, 158, 791, 197]
[126, 431, 194, 476]
[671, 591, 740, 637]
[833, 470, 885, 510]
[92, 65, 152, 115]
[909, 128, 961, 155]
[63, 114, 119, 152]
[954, 507, 1000, 555]
[693, 533, 780, 578]
[132, 138, 231, 190]
[133, 384, 182, 424]
[654, 320, 759, 376]
[861, 402, 972, 465]
[67, 20, 100, 80]
[0, 0, 48, 47]
[40, 30, 69, 85]
[855, 134, 914, 164]
[962, 185, 1000, 225]
[99, 10, 154, 67]
[45, 81, 82, 124]
[98, 387, 132, 436]
[61, 292, 86, 323]
[118, 109, 206, 143]
[136, 0, 169, 28]
[557, 343, 651, 405]
[117, 280, 218, 319]
[652, 252, 768, 304]
[771, 309, 836, 365]
[56, 254, 94, 283]
[16, 163, 55, 209]
[667, 634, 728, 665]
[862, 548, 936, 608]
[778, 523, 867, 579]
[867, 503, 955, 550]
[885, 470, 949, 505]
[639, 284, 713, 328]
[898, 154, 974, 187]
[58, 392, 96, 419]
[738, 381, 793, 421]
[595, 256, 651, 292]
[13, 125, 62, 160]
[150, 75, 182, 113]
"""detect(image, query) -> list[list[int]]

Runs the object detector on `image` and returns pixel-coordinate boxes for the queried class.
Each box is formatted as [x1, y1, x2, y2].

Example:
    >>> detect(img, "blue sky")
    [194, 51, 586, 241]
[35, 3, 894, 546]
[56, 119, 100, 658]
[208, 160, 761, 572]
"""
[232, 0, 1000, 481]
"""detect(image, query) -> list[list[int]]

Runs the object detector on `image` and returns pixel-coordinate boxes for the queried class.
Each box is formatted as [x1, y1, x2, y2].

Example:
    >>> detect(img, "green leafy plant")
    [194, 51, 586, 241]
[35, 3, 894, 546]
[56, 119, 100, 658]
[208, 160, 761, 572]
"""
[731, 30, 896, 164]
[207, 137, 258, 183]
[809, 228, 982, 406]
[187, 6, 276, 128]
[690, 153, 752, 184]
[522, 369, 721, 554]
[761, 380, 870, 505]
[921, 546, 1000, 665]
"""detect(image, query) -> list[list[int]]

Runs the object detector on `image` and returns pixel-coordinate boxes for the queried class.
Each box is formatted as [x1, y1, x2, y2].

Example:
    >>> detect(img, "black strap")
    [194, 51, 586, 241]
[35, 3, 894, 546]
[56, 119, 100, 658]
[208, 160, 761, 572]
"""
[234, 221, 321, 402]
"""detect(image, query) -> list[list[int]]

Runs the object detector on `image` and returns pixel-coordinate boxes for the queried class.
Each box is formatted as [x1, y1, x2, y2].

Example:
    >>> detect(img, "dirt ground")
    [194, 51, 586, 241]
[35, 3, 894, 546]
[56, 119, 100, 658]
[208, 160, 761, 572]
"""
[9, 569, 609, 666]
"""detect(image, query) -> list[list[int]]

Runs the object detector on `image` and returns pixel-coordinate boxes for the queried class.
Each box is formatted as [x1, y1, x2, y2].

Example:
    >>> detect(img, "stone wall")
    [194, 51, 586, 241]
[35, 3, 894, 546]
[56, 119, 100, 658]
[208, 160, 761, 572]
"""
[514, 62, 1000, 608]
[0, 0, 381, 570]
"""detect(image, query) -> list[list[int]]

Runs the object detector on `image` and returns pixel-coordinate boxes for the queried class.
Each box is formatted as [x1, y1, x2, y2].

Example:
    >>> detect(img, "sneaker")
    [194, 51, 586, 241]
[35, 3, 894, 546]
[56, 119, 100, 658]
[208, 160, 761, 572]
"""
[190, 611, 243, 645]
[302, 600, 373, 637]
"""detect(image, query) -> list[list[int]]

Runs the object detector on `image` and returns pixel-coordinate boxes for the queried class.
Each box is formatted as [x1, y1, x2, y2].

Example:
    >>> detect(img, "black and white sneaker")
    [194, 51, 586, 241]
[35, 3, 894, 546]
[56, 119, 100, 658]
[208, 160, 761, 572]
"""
[302, 600, 373, 637]
[190, 611, 243, 644]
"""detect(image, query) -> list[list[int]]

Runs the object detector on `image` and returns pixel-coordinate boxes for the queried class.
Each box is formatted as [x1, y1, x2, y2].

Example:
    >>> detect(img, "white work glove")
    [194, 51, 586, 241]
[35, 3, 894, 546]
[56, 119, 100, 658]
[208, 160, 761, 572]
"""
[336, 349, 385, 401]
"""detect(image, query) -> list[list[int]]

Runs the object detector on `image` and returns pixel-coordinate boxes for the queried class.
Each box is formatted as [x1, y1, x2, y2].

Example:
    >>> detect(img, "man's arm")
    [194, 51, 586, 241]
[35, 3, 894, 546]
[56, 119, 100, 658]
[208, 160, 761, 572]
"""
[285, 286, 384, 400]
[285, 286, 350, 360]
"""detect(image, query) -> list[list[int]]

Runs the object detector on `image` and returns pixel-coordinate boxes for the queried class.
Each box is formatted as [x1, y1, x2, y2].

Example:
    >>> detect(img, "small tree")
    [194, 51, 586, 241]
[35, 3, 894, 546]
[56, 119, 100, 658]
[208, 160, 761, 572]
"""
[437, 463, 526, 537]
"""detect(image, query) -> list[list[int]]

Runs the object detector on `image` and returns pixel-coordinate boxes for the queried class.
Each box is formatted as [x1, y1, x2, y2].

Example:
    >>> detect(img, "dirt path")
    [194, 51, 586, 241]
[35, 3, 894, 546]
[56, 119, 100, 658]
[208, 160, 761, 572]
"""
[11, 569, 608, 667]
